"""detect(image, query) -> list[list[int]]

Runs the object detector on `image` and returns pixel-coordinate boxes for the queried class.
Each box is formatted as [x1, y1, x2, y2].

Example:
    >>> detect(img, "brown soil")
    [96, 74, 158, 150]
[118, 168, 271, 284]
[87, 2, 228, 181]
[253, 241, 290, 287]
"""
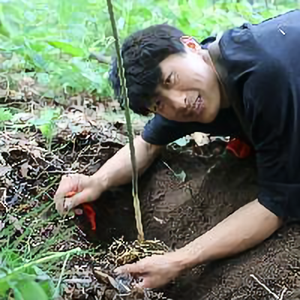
[2, 84, 300, 299]
[76, 149, 300, 300]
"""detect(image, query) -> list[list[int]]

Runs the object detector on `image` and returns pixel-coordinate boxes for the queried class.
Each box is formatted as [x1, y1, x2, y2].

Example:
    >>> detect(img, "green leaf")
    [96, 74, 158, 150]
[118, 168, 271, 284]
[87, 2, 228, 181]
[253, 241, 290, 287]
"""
[15, 280, 48, 300]
[31, 266, 55, 298]
[40, 108, 60, 122]
[0, 278, 10, 296]
[0, 108, 13, 122]
[39, 124, 53, 139]
[47, 40, 86, 57]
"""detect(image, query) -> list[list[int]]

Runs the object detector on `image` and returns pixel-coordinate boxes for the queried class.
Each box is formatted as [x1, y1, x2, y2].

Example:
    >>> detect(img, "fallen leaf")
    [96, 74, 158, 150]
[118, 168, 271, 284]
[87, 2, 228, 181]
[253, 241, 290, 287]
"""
[31, 149, 42, 158]
[8, 215, 23, 233]
[0, 89, 7, 98]
[12, 112, 35, 123]
[93, 269, 119, 290]
[20, 162, 30, 178]
[0, 220, 5, 231]
[0, 166, 12, 177]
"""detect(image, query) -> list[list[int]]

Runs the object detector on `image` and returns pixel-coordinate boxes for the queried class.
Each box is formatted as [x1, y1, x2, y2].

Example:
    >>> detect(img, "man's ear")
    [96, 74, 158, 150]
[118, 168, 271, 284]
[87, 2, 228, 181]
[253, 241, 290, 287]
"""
[180, 36, 202, 54]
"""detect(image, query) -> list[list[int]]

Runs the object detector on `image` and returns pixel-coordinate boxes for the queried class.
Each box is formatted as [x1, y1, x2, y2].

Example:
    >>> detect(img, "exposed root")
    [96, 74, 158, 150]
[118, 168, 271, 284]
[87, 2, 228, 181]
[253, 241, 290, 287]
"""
[93, 238, 170, 300]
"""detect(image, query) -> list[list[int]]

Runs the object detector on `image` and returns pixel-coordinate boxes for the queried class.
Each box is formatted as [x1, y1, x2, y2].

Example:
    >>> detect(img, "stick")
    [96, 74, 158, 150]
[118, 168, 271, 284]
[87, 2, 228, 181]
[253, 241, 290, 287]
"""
[279, 287, 288, 300]
[106, 0, 144, 241]
[250, 274, 287, 300]
[89, 52, 111, 65]
[54, 253, 71, 298]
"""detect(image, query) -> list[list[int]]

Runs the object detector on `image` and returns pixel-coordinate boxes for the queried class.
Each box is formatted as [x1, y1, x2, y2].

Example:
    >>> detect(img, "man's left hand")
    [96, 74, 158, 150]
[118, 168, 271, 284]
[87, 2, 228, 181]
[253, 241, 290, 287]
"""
[114, 252, 184, 289]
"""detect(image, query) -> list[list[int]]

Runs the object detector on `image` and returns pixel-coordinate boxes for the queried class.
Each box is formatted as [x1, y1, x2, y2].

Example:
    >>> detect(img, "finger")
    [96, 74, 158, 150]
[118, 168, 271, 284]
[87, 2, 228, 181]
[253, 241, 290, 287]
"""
[64, 190, 94, 212]
[54, 175, 77, 198]
[54, 175, 78, 215]
[55, 198, 66, 216]
[114, 261, 146, 275]
[74, 208, 83, 215]
[140, 276, 156, 289]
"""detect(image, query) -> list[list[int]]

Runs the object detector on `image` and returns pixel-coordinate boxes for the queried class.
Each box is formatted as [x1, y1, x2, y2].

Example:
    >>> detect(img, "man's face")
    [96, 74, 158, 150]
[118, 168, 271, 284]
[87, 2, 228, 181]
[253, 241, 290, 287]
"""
[150, 44, 222, 123]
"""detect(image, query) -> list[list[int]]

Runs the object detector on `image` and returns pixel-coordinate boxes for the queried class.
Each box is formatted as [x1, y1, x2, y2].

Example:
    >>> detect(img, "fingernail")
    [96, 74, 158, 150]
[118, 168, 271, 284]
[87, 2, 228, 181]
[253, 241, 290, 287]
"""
[74, 208, 83, 215]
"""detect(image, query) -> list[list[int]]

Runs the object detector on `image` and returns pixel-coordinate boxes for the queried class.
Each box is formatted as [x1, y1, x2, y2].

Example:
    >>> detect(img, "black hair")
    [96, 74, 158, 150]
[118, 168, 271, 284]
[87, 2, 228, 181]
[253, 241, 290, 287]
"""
[108, 23, 186, 115]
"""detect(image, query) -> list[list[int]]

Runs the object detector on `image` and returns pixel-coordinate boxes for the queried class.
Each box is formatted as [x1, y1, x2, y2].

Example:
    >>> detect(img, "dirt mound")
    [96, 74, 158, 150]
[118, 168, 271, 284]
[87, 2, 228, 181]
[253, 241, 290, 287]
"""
[78, 150, 300, 300]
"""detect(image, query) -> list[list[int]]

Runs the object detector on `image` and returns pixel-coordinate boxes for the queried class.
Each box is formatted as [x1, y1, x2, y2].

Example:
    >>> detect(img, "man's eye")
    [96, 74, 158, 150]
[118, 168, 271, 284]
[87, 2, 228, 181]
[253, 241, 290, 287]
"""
[165, 72, 174, 85]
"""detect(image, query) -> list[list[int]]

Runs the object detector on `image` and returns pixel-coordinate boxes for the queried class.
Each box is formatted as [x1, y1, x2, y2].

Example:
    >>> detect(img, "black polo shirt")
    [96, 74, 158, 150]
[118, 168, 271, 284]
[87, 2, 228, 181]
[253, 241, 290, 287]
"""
[142, 9, 300, 220]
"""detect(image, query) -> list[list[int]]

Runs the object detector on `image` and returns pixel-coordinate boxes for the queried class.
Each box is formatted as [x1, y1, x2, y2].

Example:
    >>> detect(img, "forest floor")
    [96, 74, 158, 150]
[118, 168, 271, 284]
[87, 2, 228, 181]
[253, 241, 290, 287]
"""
[1, 73, 300, 300]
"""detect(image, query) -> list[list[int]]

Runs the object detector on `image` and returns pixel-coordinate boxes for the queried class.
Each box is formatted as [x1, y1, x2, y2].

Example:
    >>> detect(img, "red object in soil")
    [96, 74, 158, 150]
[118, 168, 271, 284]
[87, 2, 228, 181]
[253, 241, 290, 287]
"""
[226, 138, 253, 159]
[65, 191, 77, 197]
[81, 203, 97, 231]
[65, 191, 97, 231]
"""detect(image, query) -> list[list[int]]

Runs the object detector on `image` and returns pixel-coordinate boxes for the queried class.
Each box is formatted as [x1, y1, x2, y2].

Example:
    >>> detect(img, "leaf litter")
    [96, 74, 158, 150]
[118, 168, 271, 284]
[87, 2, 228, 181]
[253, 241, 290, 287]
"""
[0, 74, 178, 300]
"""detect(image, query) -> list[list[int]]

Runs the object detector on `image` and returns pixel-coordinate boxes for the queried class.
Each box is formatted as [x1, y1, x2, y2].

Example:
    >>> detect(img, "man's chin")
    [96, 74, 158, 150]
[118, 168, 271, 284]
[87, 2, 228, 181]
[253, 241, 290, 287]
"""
[198, 108, 220, 123]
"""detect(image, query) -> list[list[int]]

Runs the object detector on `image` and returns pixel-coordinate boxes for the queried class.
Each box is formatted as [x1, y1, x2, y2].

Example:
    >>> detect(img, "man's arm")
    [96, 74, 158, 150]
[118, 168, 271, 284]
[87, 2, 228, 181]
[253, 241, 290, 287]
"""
[173, 199, 282, 268]
[55, 135, 163, 214]
[91, 136, 163, 190]
[115, 199, 282, 289]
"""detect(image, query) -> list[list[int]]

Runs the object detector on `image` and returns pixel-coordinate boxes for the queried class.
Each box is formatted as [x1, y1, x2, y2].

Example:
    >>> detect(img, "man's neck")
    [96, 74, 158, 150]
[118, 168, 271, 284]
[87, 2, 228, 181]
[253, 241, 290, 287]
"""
[203, 49, 230, 109]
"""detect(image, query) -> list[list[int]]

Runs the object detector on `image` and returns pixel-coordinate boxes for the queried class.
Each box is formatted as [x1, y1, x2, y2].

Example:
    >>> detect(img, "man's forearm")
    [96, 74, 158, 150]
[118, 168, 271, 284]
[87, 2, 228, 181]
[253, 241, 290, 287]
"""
[176, 200, 282, 269]
[91, 136, 163, 190]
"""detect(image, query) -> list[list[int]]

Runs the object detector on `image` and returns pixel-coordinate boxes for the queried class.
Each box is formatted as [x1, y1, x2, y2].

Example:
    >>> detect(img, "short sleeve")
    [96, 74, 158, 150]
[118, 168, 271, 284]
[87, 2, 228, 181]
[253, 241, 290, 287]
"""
[142, 109, 245, 145]
[244, 60, 300, 219]
[141, 114, 199, 145]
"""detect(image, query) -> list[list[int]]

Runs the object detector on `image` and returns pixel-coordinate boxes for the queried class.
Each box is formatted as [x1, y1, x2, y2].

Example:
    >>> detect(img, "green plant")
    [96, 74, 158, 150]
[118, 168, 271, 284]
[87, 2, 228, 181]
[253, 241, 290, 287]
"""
[0, 248, 80, 300]
[0, 108, 13, 131]
[0, 199, 83, 300]
[0, 0, 290, 99]
[30, 108, 60, 148]
[0, 107, 12, 121]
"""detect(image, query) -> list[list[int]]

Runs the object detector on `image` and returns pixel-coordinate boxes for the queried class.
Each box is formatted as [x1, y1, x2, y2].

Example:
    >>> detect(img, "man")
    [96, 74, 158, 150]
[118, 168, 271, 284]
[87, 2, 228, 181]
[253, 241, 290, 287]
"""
[54, 9, 300, 289]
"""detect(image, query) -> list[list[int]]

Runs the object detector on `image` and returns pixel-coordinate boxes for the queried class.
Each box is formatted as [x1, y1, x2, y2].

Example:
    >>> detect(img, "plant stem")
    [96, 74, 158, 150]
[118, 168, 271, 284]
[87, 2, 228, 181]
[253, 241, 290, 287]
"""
[106, 0, 144, 241]
[0, 248, 81, 283]
[54, 253, 70, 298]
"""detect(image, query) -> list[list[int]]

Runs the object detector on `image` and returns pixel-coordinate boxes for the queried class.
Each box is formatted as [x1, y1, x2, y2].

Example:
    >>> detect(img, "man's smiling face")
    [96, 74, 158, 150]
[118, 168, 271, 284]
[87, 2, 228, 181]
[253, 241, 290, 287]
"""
[109, 24, 225, 121]
[150, 44, 222, 123]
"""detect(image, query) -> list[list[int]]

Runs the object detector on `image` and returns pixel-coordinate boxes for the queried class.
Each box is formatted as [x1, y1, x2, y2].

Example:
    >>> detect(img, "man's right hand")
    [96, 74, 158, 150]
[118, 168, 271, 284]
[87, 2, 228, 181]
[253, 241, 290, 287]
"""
[54, 174, 104, 216]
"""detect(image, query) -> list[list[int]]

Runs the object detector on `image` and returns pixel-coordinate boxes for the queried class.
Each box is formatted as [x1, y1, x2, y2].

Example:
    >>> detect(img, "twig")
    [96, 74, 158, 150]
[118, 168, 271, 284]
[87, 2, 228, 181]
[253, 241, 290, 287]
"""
[250, 274, 287, 300]
[53, 278, 92, 284]
[89, 52, 111, 65]
[0, 73, 10, 101]
[279, 287, 288, 300]
[54, 252, 71, 298]
[106, 0, 144, 241]
[47, 170, 78, 175]
[35, 176, 60, 199]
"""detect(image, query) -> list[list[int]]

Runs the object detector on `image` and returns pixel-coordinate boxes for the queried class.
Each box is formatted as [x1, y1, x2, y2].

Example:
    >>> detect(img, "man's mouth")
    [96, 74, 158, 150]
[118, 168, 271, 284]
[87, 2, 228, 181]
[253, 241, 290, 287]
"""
[193, 95, 204, 112]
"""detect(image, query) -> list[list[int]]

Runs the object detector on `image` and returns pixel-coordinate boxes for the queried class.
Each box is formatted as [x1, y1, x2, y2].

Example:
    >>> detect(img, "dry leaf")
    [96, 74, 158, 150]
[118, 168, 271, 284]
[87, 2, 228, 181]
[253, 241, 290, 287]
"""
[0, 166, 12, 177]
[0, 89, 7, 98]
[0, 220, 5, 232]
[20, 162, 30, 178]
[8, 215, 23, 233]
